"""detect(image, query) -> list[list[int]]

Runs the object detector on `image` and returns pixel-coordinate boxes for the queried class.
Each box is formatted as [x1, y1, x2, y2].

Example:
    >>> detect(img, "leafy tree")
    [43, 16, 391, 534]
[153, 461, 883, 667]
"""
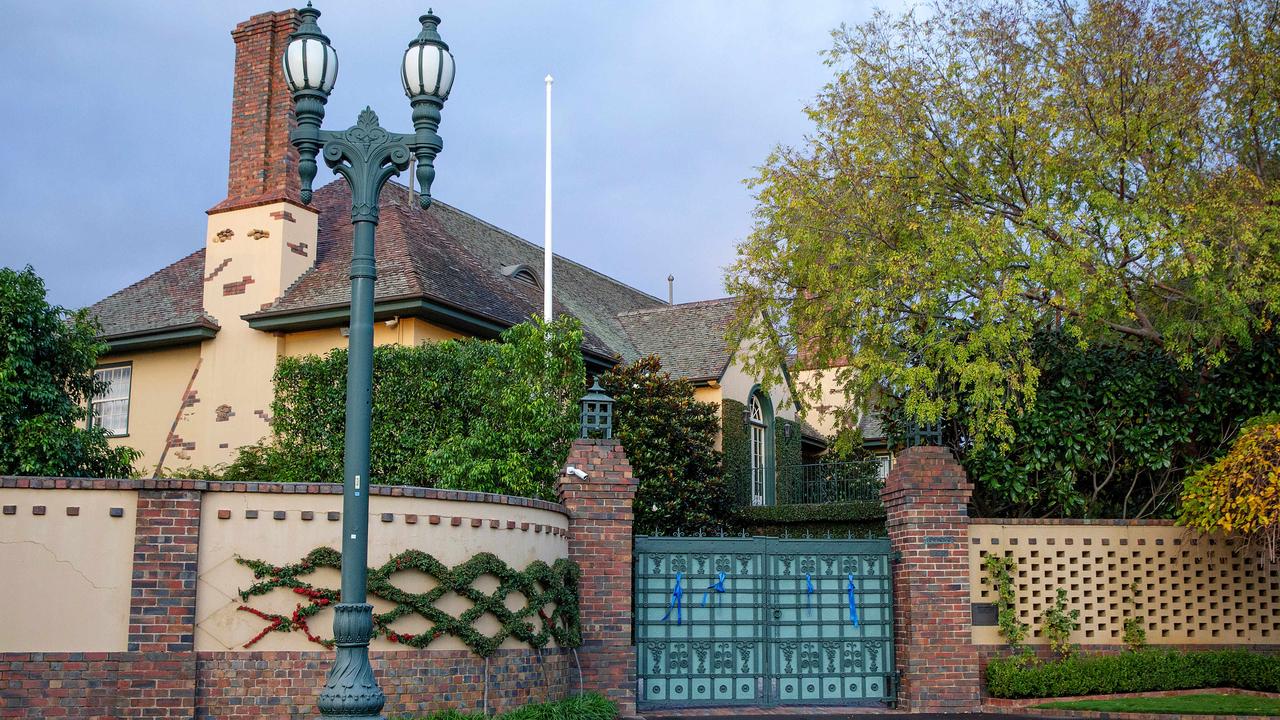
[601, 356, 730, 535]
[231, 316, 584, 499]
[0, 266, 138, 477]
[725, 0, 1280, 447]
[1179, 414, 1280, 564]
[895, 329, 1280, 518]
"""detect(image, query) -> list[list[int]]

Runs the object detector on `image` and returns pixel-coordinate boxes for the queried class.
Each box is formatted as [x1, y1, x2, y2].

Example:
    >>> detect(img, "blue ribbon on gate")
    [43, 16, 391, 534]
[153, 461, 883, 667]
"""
[847, 574, 860, 626]
[805, 572, 815, 616]
[701, 571, 727, 606]
[661, 571, 684, 625]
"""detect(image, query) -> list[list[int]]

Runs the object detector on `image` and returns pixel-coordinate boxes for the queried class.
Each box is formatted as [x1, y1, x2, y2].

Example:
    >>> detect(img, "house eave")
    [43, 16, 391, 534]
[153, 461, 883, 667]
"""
[243, 295, 510, 337]
[243, 295, 622, 373]
[100, 322, 220, 354]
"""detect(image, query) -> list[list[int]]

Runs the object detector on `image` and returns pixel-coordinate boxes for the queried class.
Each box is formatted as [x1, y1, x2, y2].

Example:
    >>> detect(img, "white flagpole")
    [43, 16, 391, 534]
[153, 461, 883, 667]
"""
[543, 74, 554, 323]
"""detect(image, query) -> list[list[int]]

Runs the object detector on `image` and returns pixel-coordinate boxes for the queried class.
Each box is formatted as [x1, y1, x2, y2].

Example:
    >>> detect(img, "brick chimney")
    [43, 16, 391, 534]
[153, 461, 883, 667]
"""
[184, 9, 319, 472]
[209, 10, 301, 212]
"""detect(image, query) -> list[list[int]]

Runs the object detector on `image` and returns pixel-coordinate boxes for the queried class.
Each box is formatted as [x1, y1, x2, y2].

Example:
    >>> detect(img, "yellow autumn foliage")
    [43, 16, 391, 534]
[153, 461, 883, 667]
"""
[1179, 415, 1280, 564]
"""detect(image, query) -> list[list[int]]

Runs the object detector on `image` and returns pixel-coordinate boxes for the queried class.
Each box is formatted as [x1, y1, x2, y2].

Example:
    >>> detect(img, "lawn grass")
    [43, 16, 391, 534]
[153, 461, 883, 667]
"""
[1033, 693, 1280, 715]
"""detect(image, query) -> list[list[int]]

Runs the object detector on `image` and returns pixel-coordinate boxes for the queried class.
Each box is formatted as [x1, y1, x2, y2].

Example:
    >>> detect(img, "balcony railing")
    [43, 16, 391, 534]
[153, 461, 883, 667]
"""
[773, 461, 884, 505]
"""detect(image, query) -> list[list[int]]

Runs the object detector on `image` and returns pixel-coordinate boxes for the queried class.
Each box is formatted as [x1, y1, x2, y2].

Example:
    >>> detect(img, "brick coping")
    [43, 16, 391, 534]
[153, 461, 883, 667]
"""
[972, 518, 1177, 526]
[0, 475, 566, 515]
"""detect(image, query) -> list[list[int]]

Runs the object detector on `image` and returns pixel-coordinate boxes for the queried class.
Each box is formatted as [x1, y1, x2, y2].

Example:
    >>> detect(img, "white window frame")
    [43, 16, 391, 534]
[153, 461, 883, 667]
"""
[90, 364, 132, 437]
[875, 453, 893, 480]
[749, 395, 766, 506]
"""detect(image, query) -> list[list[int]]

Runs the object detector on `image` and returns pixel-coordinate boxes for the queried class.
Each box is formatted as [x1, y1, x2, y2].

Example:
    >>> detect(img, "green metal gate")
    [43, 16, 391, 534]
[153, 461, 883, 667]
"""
[634, 535, 894, 709]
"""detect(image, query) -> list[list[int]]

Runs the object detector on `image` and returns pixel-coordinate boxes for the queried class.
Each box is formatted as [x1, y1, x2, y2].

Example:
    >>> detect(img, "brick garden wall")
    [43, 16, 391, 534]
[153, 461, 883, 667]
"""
[880, 445, 981, 713]
[557, 439, 639, 718]
[195, 648, 571, 717]
[0, 439, 634, 719]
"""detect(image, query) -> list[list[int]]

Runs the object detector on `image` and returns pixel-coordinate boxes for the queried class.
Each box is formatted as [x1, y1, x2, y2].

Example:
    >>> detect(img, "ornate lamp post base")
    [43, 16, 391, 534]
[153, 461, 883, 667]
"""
[317, 603, 386, 718]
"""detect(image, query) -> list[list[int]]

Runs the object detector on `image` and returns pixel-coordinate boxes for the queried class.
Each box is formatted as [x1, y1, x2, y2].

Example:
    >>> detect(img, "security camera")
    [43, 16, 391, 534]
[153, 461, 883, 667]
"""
[564, 466, 588, 480]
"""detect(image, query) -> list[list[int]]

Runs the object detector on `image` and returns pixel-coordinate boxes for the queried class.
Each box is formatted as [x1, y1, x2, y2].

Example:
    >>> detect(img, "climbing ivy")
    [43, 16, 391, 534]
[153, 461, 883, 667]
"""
[721, 399, 750, 506]
[235, 547, 581, 657]
[984, 554, 1028, 650]
[775, 418, 803, 474]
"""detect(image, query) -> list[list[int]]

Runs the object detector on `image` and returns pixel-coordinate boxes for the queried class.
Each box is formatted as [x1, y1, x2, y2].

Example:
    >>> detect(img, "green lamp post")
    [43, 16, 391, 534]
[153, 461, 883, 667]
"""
[282, 5, 455, 718]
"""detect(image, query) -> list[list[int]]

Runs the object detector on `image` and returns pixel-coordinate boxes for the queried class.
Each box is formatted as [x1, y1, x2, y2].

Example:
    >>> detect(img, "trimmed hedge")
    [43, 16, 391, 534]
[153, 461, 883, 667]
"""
[986, 650, 1280, 699]
[732, 500, 885, 524]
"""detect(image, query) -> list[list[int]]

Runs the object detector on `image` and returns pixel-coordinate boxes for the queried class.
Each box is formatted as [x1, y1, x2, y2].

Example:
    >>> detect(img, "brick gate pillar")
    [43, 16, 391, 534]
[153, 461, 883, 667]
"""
[557, 439, 638, 718]
[881, 446, 981, 712]
[126, 487, 202, 717]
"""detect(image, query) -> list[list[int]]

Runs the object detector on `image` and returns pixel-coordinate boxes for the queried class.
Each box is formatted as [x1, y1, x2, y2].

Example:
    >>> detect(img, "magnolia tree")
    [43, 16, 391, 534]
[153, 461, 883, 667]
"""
[0, 266, 138, 477]
[725, 0, 1280, 448]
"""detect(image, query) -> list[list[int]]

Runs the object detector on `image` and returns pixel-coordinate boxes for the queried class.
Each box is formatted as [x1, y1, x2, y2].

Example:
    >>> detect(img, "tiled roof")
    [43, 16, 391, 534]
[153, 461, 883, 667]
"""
[858, 411, 886, 442]
[426, 193, 664, 359]
[86, 180, 667, 360]
[797, 417, 828, 443]
[253, 181, 663, 357]
[616, 297, 742, 381]
[87, 249, 217, 338]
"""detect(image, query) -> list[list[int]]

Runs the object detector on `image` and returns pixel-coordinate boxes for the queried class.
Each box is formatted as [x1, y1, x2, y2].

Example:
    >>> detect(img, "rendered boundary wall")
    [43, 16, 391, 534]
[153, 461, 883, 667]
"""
[881, 446, 1280, 713]
[0, 439, 638, 719]
[970, 519, 1280, 648]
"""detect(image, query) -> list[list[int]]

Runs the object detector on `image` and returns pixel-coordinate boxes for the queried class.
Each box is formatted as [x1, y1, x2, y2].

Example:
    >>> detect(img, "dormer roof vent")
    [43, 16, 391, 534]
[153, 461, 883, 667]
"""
[500, 263, 541, 288]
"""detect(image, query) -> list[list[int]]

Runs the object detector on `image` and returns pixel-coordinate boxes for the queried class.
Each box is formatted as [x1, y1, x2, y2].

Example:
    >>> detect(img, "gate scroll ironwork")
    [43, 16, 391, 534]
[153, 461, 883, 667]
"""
[634, 535, 894, 709]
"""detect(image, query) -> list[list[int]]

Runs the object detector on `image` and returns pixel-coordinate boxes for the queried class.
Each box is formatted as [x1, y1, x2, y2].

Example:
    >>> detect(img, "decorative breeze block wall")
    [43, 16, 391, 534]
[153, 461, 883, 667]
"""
[970, 520, 1280, 646]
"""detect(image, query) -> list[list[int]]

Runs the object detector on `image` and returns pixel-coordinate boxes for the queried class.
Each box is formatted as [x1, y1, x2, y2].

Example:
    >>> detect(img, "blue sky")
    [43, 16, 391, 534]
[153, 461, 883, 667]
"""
[0, 1, 900, 310]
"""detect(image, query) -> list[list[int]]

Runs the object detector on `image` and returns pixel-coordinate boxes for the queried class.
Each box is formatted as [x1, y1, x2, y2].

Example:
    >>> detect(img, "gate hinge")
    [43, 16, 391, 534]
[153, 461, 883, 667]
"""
[890, 550, 903, 564]
[889, 669, 902, 707]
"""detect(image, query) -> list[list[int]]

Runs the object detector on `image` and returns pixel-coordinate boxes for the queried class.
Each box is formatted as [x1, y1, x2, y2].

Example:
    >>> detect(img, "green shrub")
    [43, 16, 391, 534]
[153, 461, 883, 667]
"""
[0, 266, 139, 478]
[986, 649, 1280, 699]
[1040, 588, 1080, 659]
[1121, 581, 1147, 652]
[195, 317, 583, 499]
[500, 693, 617, 720]
[393, 693, 617, 720]
[601, 356, 730, 535]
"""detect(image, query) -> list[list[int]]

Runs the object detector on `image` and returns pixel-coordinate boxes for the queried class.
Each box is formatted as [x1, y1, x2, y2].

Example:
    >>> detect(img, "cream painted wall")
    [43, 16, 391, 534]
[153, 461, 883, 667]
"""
[280, 318, 465, 358]
[100, 344, 201, 474]
[195, 492, 568, 652]
[0, 489, 136, 651]
[719, 352, 796, 423]
[154, 202, 318, 472]
[970, 521, 1280, 646]
[693, 385, 724, 450]
[794, 368, 849, 440]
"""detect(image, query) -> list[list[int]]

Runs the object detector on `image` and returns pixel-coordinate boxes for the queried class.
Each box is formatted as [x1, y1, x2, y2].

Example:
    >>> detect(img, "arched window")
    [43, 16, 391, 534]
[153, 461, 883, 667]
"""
[749, 394, 766, 506]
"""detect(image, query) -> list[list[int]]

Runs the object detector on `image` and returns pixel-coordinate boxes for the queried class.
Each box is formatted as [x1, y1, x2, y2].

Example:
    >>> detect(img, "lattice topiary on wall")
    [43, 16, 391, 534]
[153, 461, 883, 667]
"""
[235, 547, 581, 656]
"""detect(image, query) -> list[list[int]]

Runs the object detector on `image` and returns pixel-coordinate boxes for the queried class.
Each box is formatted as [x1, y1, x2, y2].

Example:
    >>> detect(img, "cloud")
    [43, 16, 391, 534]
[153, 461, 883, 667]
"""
[0, 0, 901, 309]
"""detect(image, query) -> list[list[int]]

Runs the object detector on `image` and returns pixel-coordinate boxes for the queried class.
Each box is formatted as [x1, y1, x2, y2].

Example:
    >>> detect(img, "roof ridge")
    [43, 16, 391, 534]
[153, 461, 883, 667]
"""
[616, 295, 739, 317]
[88, 247, 204, 310]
